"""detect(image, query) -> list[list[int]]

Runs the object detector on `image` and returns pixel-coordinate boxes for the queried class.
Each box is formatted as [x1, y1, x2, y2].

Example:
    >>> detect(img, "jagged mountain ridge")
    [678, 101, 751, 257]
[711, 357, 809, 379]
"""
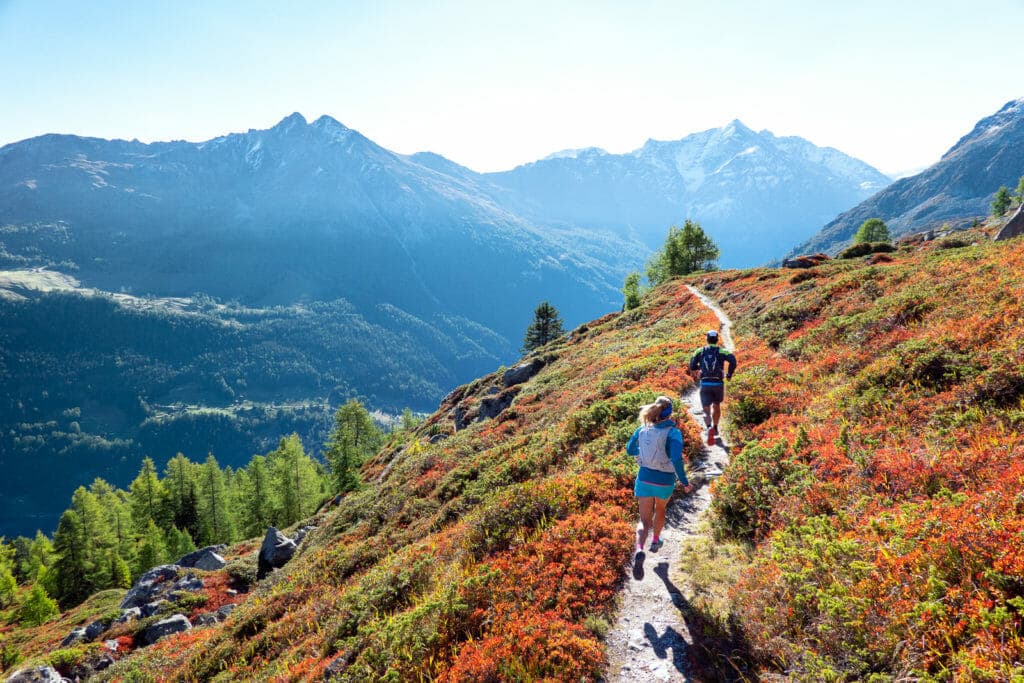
[792, 97, 1024, 255]
[485, 119, 891, 267]
[0, 112, 633, 337]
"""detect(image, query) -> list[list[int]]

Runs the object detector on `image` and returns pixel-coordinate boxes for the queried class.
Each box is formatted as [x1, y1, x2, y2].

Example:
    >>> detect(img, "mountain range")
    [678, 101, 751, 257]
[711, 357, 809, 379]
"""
[0, 114, 887, 537]
[485, 120, 891, 267]
[794, 97, 1024, 255]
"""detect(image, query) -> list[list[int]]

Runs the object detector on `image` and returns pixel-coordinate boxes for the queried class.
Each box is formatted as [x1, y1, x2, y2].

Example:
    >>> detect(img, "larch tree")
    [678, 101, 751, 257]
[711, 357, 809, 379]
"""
[129, 457, 166, 533]
[325, 400, 383, 494]
[853, 218, 891, 244]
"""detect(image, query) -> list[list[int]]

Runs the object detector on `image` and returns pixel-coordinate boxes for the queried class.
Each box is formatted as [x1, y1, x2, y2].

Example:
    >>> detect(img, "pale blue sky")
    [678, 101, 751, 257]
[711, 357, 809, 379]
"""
[1, 1, 1022, 175]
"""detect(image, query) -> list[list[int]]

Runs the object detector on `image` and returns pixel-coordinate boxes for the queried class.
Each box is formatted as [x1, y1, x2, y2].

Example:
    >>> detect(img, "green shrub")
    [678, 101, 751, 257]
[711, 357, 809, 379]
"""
[48, 644, 102, 672]
[225, 556, 258, 589]
[1, 642, 22, 671]
[711, 441, 811, 542]
[838, 242, 873, 259]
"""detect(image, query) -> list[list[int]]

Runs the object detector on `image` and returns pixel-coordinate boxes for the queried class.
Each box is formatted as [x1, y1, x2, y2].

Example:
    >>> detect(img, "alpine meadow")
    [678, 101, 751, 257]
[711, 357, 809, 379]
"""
[3, 3, 1024, 681]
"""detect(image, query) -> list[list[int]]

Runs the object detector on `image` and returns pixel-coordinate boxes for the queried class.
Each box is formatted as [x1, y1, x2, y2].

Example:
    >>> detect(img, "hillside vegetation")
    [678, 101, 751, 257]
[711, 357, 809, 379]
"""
[3, 227, 1024, 681]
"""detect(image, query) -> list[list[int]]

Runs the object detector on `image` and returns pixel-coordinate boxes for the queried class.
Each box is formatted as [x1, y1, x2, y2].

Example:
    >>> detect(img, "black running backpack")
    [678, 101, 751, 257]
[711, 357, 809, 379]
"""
[700, 346, 724, 381]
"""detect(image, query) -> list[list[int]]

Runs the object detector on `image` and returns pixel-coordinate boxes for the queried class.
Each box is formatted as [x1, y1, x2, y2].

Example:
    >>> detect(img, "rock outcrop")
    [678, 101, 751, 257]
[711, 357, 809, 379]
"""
[995, 204, 1024, 241]
[782, 253, 830, 269]
[121, 565, 182, 610]
[175, 545, 227, 571]
[140, 614, 192, 646]
[257, 528, 297, 580]
[5, 666, 65, 682]
[503, 359, 545, 387]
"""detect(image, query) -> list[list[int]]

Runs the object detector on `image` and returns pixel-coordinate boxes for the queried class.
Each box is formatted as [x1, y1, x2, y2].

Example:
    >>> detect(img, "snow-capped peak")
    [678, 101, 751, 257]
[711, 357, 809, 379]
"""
[542, 147, 609, 161]
[272, 112, 307, 132]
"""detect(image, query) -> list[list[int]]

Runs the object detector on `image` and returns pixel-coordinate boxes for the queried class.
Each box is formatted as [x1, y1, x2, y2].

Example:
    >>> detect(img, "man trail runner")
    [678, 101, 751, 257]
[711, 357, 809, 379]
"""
[688, 330, 737, 446]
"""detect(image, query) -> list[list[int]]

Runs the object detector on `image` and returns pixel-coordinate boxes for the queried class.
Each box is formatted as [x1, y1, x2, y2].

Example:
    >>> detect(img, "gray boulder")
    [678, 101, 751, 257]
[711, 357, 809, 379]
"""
[113, 607, 142, 625]
[193, 611, 220, 627]
[140, 614, 192, 646]
[173, 572, 205, 592]
[141, 599, 169, 618]
[216, 603, 237, 619]
[995, 203, 1024, 241]
[59, 627, 87, 648]
[478, 388, 518, 420]
[5, 666, 65, 683]
[60, 626, 87, 648]
[83, 618, 110, 642]
[120, 564, 181, 609]
[503, 359, 545, 387]
[257, 527, 297, 580]
[175, 545, 227, 571]
[293, 525, 317, 545]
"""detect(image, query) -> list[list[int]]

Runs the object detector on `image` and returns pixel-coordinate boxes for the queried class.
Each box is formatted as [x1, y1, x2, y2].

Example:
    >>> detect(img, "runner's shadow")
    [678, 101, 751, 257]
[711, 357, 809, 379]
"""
[643, 618, 688, 675]
[653, 560, 755, 682]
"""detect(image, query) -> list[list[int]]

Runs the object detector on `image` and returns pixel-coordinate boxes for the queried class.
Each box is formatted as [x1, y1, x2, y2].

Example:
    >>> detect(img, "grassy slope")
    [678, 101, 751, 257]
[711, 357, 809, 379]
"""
[72, 281, 713, 681]
[5, 228, 1024, 681]
[695, 228, 1024, 680]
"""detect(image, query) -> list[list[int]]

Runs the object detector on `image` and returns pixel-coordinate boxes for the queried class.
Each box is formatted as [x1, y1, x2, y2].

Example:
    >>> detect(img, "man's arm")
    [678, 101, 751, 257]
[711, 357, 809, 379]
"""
[725, 351, 737, 379]
[688, 348, 701, 373]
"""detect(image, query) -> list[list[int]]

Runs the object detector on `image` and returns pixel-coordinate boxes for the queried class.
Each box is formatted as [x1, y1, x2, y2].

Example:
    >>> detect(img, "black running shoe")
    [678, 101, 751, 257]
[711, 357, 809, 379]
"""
[632, 551, 646, 580]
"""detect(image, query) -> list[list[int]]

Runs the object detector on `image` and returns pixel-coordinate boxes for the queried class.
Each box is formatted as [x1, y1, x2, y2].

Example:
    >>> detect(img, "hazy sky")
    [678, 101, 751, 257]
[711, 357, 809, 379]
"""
[2, 1, 1022, 176]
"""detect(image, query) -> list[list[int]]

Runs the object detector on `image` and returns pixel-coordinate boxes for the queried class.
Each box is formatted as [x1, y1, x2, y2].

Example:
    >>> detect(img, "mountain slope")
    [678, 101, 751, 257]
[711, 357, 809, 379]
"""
[0, 115, 642, 536]
[6, 226, 1023, 681]
[0, 113, 636, 336]
[793, 97, 1024, 255]
[486, 120, 890, 267]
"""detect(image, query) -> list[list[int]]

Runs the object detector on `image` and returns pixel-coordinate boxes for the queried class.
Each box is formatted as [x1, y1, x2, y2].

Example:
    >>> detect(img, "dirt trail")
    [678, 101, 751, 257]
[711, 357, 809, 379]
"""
[603, 285, 733, 682]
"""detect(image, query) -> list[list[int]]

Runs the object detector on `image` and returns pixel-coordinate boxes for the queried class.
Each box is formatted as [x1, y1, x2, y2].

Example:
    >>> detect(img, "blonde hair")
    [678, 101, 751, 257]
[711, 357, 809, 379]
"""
[639, 395, 673, 426]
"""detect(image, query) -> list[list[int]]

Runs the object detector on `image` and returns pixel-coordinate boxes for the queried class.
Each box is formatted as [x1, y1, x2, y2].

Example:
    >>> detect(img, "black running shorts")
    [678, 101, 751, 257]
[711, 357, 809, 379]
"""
[699, 384, 725, 407]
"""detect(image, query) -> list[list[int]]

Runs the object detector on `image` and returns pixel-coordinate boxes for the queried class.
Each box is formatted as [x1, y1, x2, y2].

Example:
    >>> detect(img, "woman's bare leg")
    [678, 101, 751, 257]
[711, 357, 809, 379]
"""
[653, 497, 669, 539]
[636, 497, 655, 549]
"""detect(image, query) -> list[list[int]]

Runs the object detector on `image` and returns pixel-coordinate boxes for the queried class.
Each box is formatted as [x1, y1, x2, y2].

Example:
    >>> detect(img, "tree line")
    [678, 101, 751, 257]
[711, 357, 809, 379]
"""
[0, 399, 387, 619]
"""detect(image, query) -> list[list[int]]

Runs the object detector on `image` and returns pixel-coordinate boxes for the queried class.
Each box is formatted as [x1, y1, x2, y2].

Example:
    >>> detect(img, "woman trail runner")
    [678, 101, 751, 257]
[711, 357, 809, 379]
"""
[625, 395, 692, 579]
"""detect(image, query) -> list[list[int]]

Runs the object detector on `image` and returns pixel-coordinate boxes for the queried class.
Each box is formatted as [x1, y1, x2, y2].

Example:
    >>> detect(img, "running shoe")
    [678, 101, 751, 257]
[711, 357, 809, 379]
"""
[706, 425, 716, 446]
[632, 551, 646, 580]
[649, 537, 664, 552]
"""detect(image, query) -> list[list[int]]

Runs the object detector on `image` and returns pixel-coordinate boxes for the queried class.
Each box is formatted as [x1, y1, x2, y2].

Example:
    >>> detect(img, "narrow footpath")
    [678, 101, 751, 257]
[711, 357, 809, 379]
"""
[603, 285, 734, 682]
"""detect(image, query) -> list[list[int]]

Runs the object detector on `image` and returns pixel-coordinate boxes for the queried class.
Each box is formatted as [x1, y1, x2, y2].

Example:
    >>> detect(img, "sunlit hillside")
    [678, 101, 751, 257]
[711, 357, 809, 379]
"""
[3, 222, 1024, 681]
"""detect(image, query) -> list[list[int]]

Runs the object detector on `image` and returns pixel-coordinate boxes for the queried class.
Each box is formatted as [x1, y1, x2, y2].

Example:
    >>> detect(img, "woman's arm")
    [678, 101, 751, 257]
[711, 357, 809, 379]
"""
[626, 427, 641, 456]
[666, 429, 689, 486]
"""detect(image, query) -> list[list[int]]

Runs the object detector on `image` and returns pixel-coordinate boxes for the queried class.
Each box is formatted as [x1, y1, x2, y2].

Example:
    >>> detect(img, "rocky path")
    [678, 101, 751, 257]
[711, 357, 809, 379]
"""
[603, 285, 734, 682]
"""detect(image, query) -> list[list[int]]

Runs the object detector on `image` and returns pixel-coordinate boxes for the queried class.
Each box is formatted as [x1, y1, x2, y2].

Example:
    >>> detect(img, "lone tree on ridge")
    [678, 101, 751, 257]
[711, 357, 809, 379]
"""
[523, 301, 565, 352]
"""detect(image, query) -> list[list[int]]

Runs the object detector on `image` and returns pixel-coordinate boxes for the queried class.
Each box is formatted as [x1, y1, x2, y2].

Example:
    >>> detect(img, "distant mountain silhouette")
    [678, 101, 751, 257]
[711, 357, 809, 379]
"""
[792, 98, 1024, 255]
[0, 113, 635, 340]
[485, 119, 890, 267]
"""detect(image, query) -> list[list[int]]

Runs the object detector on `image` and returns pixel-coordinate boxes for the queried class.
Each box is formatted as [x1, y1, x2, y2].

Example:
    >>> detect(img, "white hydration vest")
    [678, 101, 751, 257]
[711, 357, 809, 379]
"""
[637, 425, 674, 473]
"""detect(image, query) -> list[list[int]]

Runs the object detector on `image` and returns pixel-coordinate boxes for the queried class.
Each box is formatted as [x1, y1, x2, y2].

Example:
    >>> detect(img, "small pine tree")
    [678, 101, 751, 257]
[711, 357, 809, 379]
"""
[622, 271, 642, 311]
[853, 218, 891, 244]
[522, 301, 565, 352]
[992, 186, 1012, 217]
[17, 584, 59, 626]
[1015, 176, 1024, 205]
